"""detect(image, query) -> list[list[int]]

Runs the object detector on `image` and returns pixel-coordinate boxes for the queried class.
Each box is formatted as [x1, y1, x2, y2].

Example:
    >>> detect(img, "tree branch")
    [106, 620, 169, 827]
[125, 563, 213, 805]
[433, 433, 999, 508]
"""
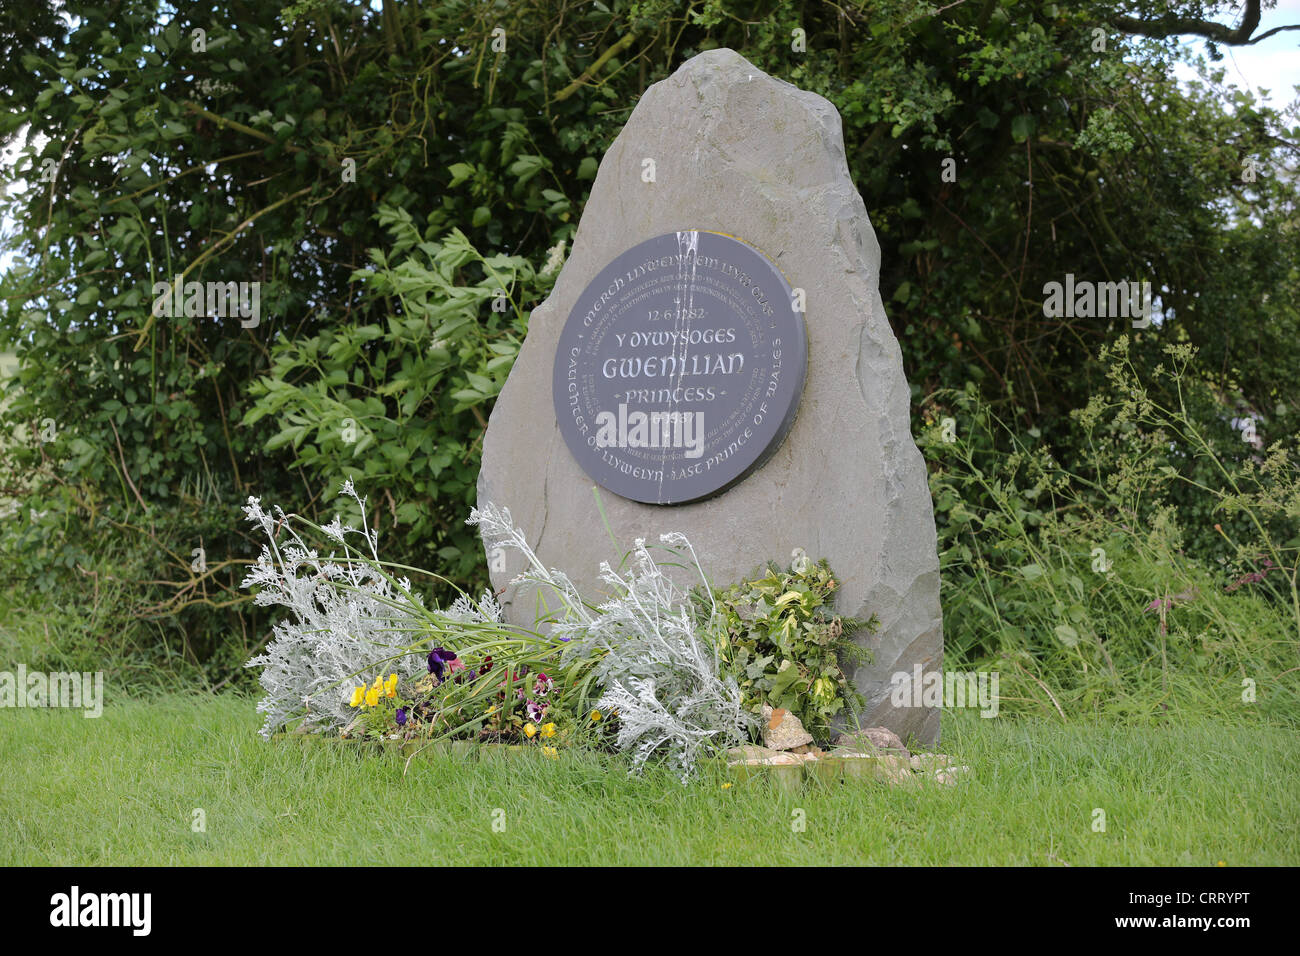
[131, 187, 311, 351]
[1111, 0, 1297, 45]
[552, 31, 638, 102]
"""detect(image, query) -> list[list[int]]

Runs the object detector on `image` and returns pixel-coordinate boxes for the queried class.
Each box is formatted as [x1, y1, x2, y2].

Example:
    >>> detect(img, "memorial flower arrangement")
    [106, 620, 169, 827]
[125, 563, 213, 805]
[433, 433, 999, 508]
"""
[242, 482, 865, 777]
[708, 553, 876, 741]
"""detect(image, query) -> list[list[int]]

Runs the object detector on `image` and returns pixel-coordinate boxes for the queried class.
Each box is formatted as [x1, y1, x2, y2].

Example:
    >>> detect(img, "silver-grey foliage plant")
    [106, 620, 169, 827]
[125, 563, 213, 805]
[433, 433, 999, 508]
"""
[241, 484, 746, 776]
[242, 481, 499, 739]
[469, 504, 752, 779]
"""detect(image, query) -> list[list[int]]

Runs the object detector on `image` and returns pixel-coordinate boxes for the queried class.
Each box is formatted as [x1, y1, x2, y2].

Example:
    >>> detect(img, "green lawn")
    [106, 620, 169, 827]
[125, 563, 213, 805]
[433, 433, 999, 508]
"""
[3, 694, 1296, 865]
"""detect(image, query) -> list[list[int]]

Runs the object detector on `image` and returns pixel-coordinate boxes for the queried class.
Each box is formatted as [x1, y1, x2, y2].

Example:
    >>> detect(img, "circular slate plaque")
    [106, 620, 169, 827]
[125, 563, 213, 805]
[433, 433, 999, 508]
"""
[553, 230, 807, 505]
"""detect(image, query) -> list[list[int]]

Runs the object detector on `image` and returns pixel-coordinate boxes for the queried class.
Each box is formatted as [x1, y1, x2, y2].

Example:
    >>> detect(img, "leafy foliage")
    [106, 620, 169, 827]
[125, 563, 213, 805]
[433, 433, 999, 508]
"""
[243, 209, 556, 590]
[921, 341, 1300, 724]
[709, 556, 875, 741]
[0, 0, 1296, 686]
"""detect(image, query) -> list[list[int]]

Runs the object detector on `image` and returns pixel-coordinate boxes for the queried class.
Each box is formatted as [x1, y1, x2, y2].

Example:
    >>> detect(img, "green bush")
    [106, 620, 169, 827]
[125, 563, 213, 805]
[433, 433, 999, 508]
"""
[709, 558, 875, 741]
[922, 340, 1300, 725]
[1, 0, 1296, 688]
[243, 210, 558, 594]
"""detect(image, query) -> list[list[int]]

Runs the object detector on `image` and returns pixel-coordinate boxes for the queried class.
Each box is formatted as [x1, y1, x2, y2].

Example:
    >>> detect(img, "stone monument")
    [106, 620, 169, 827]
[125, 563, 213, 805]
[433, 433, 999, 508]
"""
[477, 48, 943, 746]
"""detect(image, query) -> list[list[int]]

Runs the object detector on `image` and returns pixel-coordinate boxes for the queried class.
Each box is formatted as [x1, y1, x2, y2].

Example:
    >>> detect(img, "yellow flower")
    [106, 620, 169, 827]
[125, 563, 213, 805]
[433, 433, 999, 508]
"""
[365, 686, 380, 708]
[524, 723, 537, 738]
[721, 783, 733, 790]
[541, 722, 557, 738]
[348, 686, 365, 708]
[541, 745, 558, 759]
[385, 673, 399, 698]
[590, 709, 602, 722]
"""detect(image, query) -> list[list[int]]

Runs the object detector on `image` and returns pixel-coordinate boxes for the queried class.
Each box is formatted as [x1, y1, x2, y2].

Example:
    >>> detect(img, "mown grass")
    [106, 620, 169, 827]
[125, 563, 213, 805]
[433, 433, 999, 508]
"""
[3, 693, 1296, 866]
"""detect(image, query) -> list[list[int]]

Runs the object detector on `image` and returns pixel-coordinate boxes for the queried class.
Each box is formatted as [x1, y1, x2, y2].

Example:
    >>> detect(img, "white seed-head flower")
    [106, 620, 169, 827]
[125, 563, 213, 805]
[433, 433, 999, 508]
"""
[541, 240, 566, 276]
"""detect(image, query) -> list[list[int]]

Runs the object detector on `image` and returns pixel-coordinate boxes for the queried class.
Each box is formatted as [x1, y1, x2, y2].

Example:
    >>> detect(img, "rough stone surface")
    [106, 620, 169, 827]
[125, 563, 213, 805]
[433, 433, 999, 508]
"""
[726, 744, 785, 764]
[883, 762, 920, 786]
[477, 48, 943, 747]
[833, 726, 911, 757]
[863, 754, 918, 787]
[721, 747, 967, 787]
[909, 753, 955, 773]
[731, 752, 805, 767]
[930, 766, 971, 786]
[789, 743, 826, 756]
[760, 704, 814, 751]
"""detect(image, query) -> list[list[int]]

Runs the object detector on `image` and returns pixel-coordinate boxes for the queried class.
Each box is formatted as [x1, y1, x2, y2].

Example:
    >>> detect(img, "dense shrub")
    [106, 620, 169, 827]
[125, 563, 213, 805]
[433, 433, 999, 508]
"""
[0, 0, 1296, 690]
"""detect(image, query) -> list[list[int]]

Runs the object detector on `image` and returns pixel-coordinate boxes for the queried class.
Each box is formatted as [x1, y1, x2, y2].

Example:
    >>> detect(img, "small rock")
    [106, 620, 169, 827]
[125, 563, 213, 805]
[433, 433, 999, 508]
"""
[875, 756, 919, 787]
[728, 751, 804, 767]
[761, 704, 814, 751]
[769, 753, 805, 766]
[876, 754, 912, 773]
[790, 743, 825, 756]
[832, 726, 910, 757]
[930, 765, 971, 786]
[726, 744, 783, 763]
[909, 753, 955, 773]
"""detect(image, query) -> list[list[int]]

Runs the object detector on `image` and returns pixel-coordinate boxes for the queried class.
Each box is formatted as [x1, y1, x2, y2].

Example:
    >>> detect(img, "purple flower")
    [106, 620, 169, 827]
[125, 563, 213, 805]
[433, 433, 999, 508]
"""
[427, 646, 458, 680]
[395, 707, 407, 726]
[526, 700, 545, 722]
[453, 663, 478, 685]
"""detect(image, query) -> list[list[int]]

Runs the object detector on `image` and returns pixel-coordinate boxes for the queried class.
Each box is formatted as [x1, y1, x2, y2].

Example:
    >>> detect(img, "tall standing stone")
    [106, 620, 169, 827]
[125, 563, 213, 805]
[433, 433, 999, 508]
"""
[477, 48, 943, 746]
